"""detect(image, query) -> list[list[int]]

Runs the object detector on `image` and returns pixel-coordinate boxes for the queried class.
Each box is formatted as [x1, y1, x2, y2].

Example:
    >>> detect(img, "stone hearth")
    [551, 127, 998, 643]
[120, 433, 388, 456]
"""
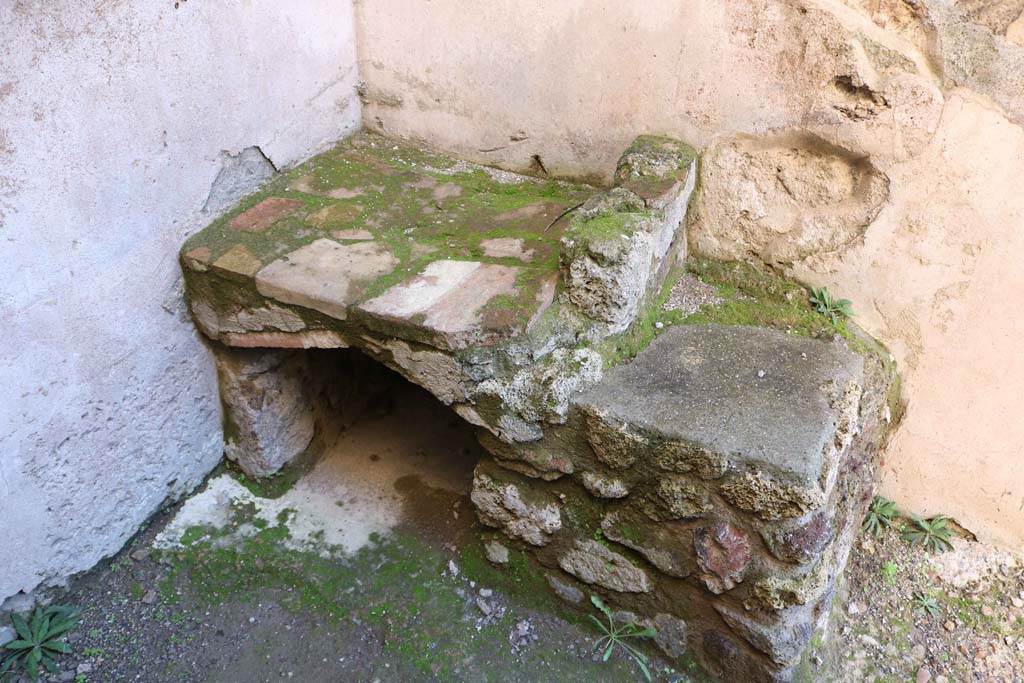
[180, 132, 894, 682]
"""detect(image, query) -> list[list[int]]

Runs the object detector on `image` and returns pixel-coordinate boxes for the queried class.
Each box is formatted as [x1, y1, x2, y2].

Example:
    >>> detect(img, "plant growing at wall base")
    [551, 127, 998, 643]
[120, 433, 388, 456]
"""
[902, 515, 955, 553]
[912, 591, 941, 618]
[862, 496, 898, 537]
[588, 594, 657, 682]
[809, 286, 854, 323]
[1, 605, 81, 682]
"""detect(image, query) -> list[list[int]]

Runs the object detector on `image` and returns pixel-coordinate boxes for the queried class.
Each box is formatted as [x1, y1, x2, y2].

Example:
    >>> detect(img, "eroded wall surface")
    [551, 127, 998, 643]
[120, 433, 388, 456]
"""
[0, 1, 360, 605]
[355, 0, 1024, 547]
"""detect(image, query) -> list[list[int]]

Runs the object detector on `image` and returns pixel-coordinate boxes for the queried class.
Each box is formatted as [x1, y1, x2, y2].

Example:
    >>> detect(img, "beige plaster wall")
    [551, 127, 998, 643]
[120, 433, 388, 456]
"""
[354, 0, 1024, 548]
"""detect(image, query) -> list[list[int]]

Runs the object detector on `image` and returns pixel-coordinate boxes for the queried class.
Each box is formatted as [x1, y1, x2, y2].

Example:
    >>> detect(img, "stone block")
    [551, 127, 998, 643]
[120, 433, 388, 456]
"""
[230, 197, 303, 233]
[648, 476, 713, 521]
[694, 521, 753, 594]
[358, 260, 557, 350]
[761, 512, 833, 566]
[557, 539, 652, 593]
[560, 211, 657, 333]
[580, 406, 648, 470]
[601, 509, 694, 578]
[580, 472, 629, 498]
[178, 132, 894, 682]
[214, 346, 315, 478]
[714, 603, 813, 667]
[477, 430, 575, 480]
[577, 324, 865, 519]
[545, 573, 584, 604]
[470, 466, 562, 546]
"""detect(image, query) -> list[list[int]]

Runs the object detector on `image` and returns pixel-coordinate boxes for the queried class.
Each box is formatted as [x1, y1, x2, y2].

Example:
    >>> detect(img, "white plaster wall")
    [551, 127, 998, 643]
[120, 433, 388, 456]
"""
[0, 1, 360, 604]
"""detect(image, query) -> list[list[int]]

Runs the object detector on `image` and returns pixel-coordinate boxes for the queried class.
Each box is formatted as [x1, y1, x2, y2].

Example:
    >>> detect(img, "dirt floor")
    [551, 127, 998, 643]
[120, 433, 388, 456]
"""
[6, 380, 1022, 683]
[827, 527, 1023, 682]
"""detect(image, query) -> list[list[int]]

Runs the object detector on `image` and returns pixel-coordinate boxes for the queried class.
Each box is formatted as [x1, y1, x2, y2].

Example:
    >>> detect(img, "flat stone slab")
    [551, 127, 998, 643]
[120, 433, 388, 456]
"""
[182, 132, 593, 350]
[357, 260, 556, 349]
[255, 239, 399, 320]
[577, 324, 864, 491]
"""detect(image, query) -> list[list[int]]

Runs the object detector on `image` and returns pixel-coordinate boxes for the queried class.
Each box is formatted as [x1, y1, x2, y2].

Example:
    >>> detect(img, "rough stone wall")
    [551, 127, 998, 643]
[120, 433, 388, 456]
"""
[472, 324, 895, 682]
[355, 0, 1024, 548]
[0, 2, 361, 606]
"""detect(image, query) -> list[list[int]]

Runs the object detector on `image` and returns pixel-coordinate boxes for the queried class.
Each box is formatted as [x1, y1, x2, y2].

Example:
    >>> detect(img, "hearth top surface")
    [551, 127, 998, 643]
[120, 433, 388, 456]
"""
[182, 132, 594, 349]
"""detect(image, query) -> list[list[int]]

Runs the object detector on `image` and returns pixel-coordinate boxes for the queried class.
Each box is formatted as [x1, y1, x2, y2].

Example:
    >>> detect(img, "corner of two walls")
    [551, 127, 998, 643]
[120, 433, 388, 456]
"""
[4, 0, 1021, 609]
[353, 0, 1024, 550]
[0, 1, 362, 607]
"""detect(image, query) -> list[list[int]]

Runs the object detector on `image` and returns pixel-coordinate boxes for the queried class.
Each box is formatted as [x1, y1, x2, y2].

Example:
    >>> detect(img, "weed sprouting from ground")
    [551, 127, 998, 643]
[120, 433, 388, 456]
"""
[0, 606, 80, 682]
[912, 591, 942, 618]
[880, 560, 900, 584]
[809, 286, 854, 323]
[902, 515, 955, 554]
[588, 595, 657, 682]
[863, 496, 899, 537]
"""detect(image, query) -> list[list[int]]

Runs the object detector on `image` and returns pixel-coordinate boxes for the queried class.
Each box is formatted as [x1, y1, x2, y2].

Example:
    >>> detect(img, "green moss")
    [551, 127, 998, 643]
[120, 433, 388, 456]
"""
[183, 131, 590, 336]
[613, 523, 641, 545]
[618, 135, 698, 171]
[682, 258, 855, 341]
[226, 454, 312, 500]
[179, 525, 211, 546]
[154, 502, 663, 682]
[564, 211, 649, 243]
[682, 258, 903, 422]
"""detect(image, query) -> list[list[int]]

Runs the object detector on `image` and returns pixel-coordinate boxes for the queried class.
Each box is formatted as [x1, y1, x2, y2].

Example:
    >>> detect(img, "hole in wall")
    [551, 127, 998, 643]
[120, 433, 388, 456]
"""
[183, 347, 489, 556]
[302, 348, 486, 549]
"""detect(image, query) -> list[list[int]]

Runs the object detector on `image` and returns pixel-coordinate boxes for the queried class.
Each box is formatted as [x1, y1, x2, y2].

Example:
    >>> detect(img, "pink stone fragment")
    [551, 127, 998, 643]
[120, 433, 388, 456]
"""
[230, 197, 303, 233]
[695, 522, 752, 594]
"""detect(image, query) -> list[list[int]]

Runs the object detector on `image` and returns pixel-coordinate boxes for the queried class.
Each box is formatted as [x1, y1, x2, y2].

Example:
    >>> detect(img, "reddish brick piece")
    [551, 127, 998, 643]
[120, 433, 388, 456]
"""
[230, 197, 303, 233]
[695, 522, 752, 594]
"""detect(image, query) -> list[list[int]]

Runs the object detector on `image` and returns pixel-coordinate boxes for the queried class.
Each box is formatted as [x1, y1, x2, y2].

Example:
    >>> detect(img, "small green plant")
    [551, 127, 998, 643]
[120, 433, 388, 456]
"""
[588, 595, 657, 682]
[902, 515, 955, 553]
[862, 496, 898, 537]
[912, 591, 941, 617]
[880, 560, 899, 584]
[809, 286, 854, 323]
[1, 605, 81, 682]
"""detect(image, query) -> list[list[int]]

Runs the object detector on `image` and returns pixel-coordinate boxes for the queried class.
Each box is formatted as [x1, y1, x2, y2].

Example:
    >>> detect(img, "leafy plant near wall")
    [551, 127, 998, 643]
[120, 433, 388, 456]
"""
[862, 496, 899, 537]
[809, 286, 854, 323]
[588, 595, 658, 682]
[0, 605, 81, 682]
[902, 515, 955, 553]
[912, 591, 942, 618]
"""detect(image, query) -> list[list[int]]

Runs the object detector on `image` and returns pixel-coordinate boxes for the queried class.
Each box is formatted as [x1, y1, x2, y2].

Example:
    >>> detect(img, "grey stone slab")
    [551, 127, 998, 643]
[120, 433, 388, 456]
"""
[576, 324, 864, 487]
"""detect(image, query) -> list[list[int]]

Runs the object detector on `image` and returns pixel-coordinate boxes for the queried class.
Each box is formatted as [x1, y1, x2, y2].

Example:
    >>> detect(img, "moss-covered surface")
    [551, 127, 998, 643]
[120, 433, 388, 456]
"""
[681, 259, 859, 341]
[180, 132, 608, 361]
[590, 256, 900, 377]
[145, 500, 695, 682]
[182, 132, 593, 326]
[680, 258, 902, 422]
[224, 459, 308, 500]
[563, 210, 652, 244]
[615, 135, 698, 181]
